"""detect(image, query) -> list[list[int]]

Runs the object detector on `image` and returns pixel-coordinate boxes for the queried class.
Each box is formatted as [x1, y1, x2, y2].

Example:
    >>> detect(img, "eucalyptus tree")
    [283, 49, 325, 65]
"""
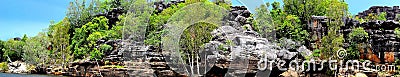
[22, 32, 51, 65]
[283, 0, 329, 24]
[3, 39, 25, 61]
[320, 0, 348, 59]
[346, 27, 369, 60]
[48, 18, 72, 67]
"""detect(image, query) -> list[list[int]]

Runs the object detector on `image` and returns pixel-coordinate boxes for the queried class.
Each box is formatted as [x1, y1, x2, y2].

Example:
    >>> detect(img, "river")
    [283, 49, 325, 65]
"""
[0, 73, 64, 77]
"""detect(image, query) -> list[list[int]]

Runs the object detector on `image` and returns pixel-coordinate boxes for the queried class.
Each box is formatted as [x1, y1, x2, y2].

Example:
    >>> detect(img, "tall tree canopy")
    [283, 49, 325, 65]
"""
[22, 32, 51, 65]
[320, 0, 348, 59]
[283, 0, 329, 23]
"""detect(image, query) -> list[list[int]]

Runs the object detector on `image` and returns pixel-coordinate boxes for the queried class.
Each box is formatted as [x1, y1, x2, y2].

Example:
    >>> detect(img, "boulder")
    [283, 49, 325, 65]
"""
[235, 15, 247, 24]
[279, 49, 296, 60]
[241, 10, 251, 18]
[297, 46, 312, 57]
[7, 61, 28, 74]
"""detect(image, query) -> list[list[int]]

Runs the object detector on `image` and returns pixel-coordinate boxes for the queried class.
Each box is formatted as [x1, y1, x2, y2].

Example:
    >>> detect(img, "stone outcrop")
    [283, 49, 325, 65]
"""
[309, 15, 400, 63]
[7, 61, 28, 74]
[95, 7, 125, 28]
[36, 3, 400, 77]
[356, 6, 400, 20]
[200, 6, 313, 77]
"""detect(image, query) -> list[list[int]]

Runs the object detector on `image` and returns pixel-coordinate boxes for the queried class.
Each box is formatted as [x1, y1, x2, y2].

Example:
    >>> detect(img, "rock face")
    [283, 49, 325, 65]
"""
[309, 15, 400, 63]
[356, 6, 400, 20]
[201, 6, 312, 77]
[98, 39, 123, 62]
[95, 7, 125, 28]
[204, 25, 310, 76]
[121, 42, 155, 77]
[7, 61, 28, 74]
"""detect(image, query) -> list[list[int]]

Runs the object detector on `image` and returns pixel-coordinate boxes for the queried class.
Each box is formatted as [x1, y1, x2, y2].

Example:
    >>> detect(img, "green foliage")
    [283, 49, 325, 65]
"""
[365, 12, 386, 21]
[186, 0, 208, 4]
[321, 34, 344, 59]
[377, 12, 387, 21]
[99, 44, 112, 52]
[105, 25, 123, 40]
[345, 27, 368, 60]
[0, 40, 4, 61]
[21, 34, 28, 42]
[345, 43, 360, 60]
[253, 2, 274, 39]
[87, 32, 106, 43]
[396, 14, 400, 21]
[355, 16, 366, 23]
[71, 16, 109, 59]
[320, 0, 348, 59]
[366, 13, 377, 21]
[312, 49, 321, 57]
[22, 32, 51, 65]
[255, 1, 309, 43]
[180, 22, 218, 63]
[3, 39, 25, 61]
[66, 1, 122, 60]
[213, 0, 231, 10]
[90, 49, 103, 60]
[277, 15, 309, 43]
[348, 27, 369, 43]
[145, 2, 188, 47]
[283, 0, 329, 23]
[225, 40, 234, 46]
[0, 62, 8, 72]
[395, 28, 400, 38]
[218, 45, 228, 52]
[67, 0, 118, 28]
[48, 18, 72, 64]
[119, 0, 154, 46]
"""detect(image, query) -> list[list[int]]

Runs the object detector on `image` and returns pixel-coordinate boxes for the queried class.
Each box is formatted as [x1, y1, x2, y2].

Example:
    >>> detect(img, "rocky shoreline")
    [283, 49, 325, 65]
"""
[1, 1, 400, 77]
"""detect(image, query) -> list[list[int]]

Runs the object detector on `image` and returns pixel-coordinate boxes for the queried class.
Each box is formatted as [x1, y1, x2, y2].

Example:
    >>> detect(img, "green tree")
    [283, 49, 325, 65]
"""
[278, 15, 309, 43]
[122, 0, 153, 46]
[261, 1, 308, 43]
[67, 0, 120, 47]
[320, 0, 348, 59]
[348, 27, 369, 43]
[48, 18, 72, 66]
[0, 40, 4, 61]
[71, 16, 109, 59]
[22, 32, 51, 65]
[283, 0, 328, 23]
[253, 2, 275, 40]
[3, 39, 25, 61]
[21, 34, 28, 42]
[180, 22, 218, 65]
[145, 2, 188, 47]
[346, 27, 369, 60]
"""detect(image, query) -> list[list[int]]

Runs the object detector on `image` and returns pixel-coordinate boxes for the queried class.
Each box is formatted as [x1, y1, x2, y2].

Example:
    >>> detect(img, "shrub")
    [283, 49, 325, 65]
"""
[100, 44, 113, 52]
[0, 62, 8, 72]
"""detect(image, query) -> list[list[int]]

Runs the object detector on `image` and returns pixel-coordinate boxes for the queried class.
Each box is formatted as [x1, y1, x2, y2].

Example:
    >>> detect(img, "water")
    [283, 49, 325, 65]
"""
[0, 73, 63, 77]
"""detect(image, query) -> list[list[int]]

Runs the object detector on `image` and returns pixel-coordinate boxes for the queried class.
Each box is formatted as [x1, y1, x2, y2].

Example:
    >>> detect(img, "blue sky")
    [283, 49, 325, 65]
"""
[0, 0, 72, 40]
[0, 0, 399, 40]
